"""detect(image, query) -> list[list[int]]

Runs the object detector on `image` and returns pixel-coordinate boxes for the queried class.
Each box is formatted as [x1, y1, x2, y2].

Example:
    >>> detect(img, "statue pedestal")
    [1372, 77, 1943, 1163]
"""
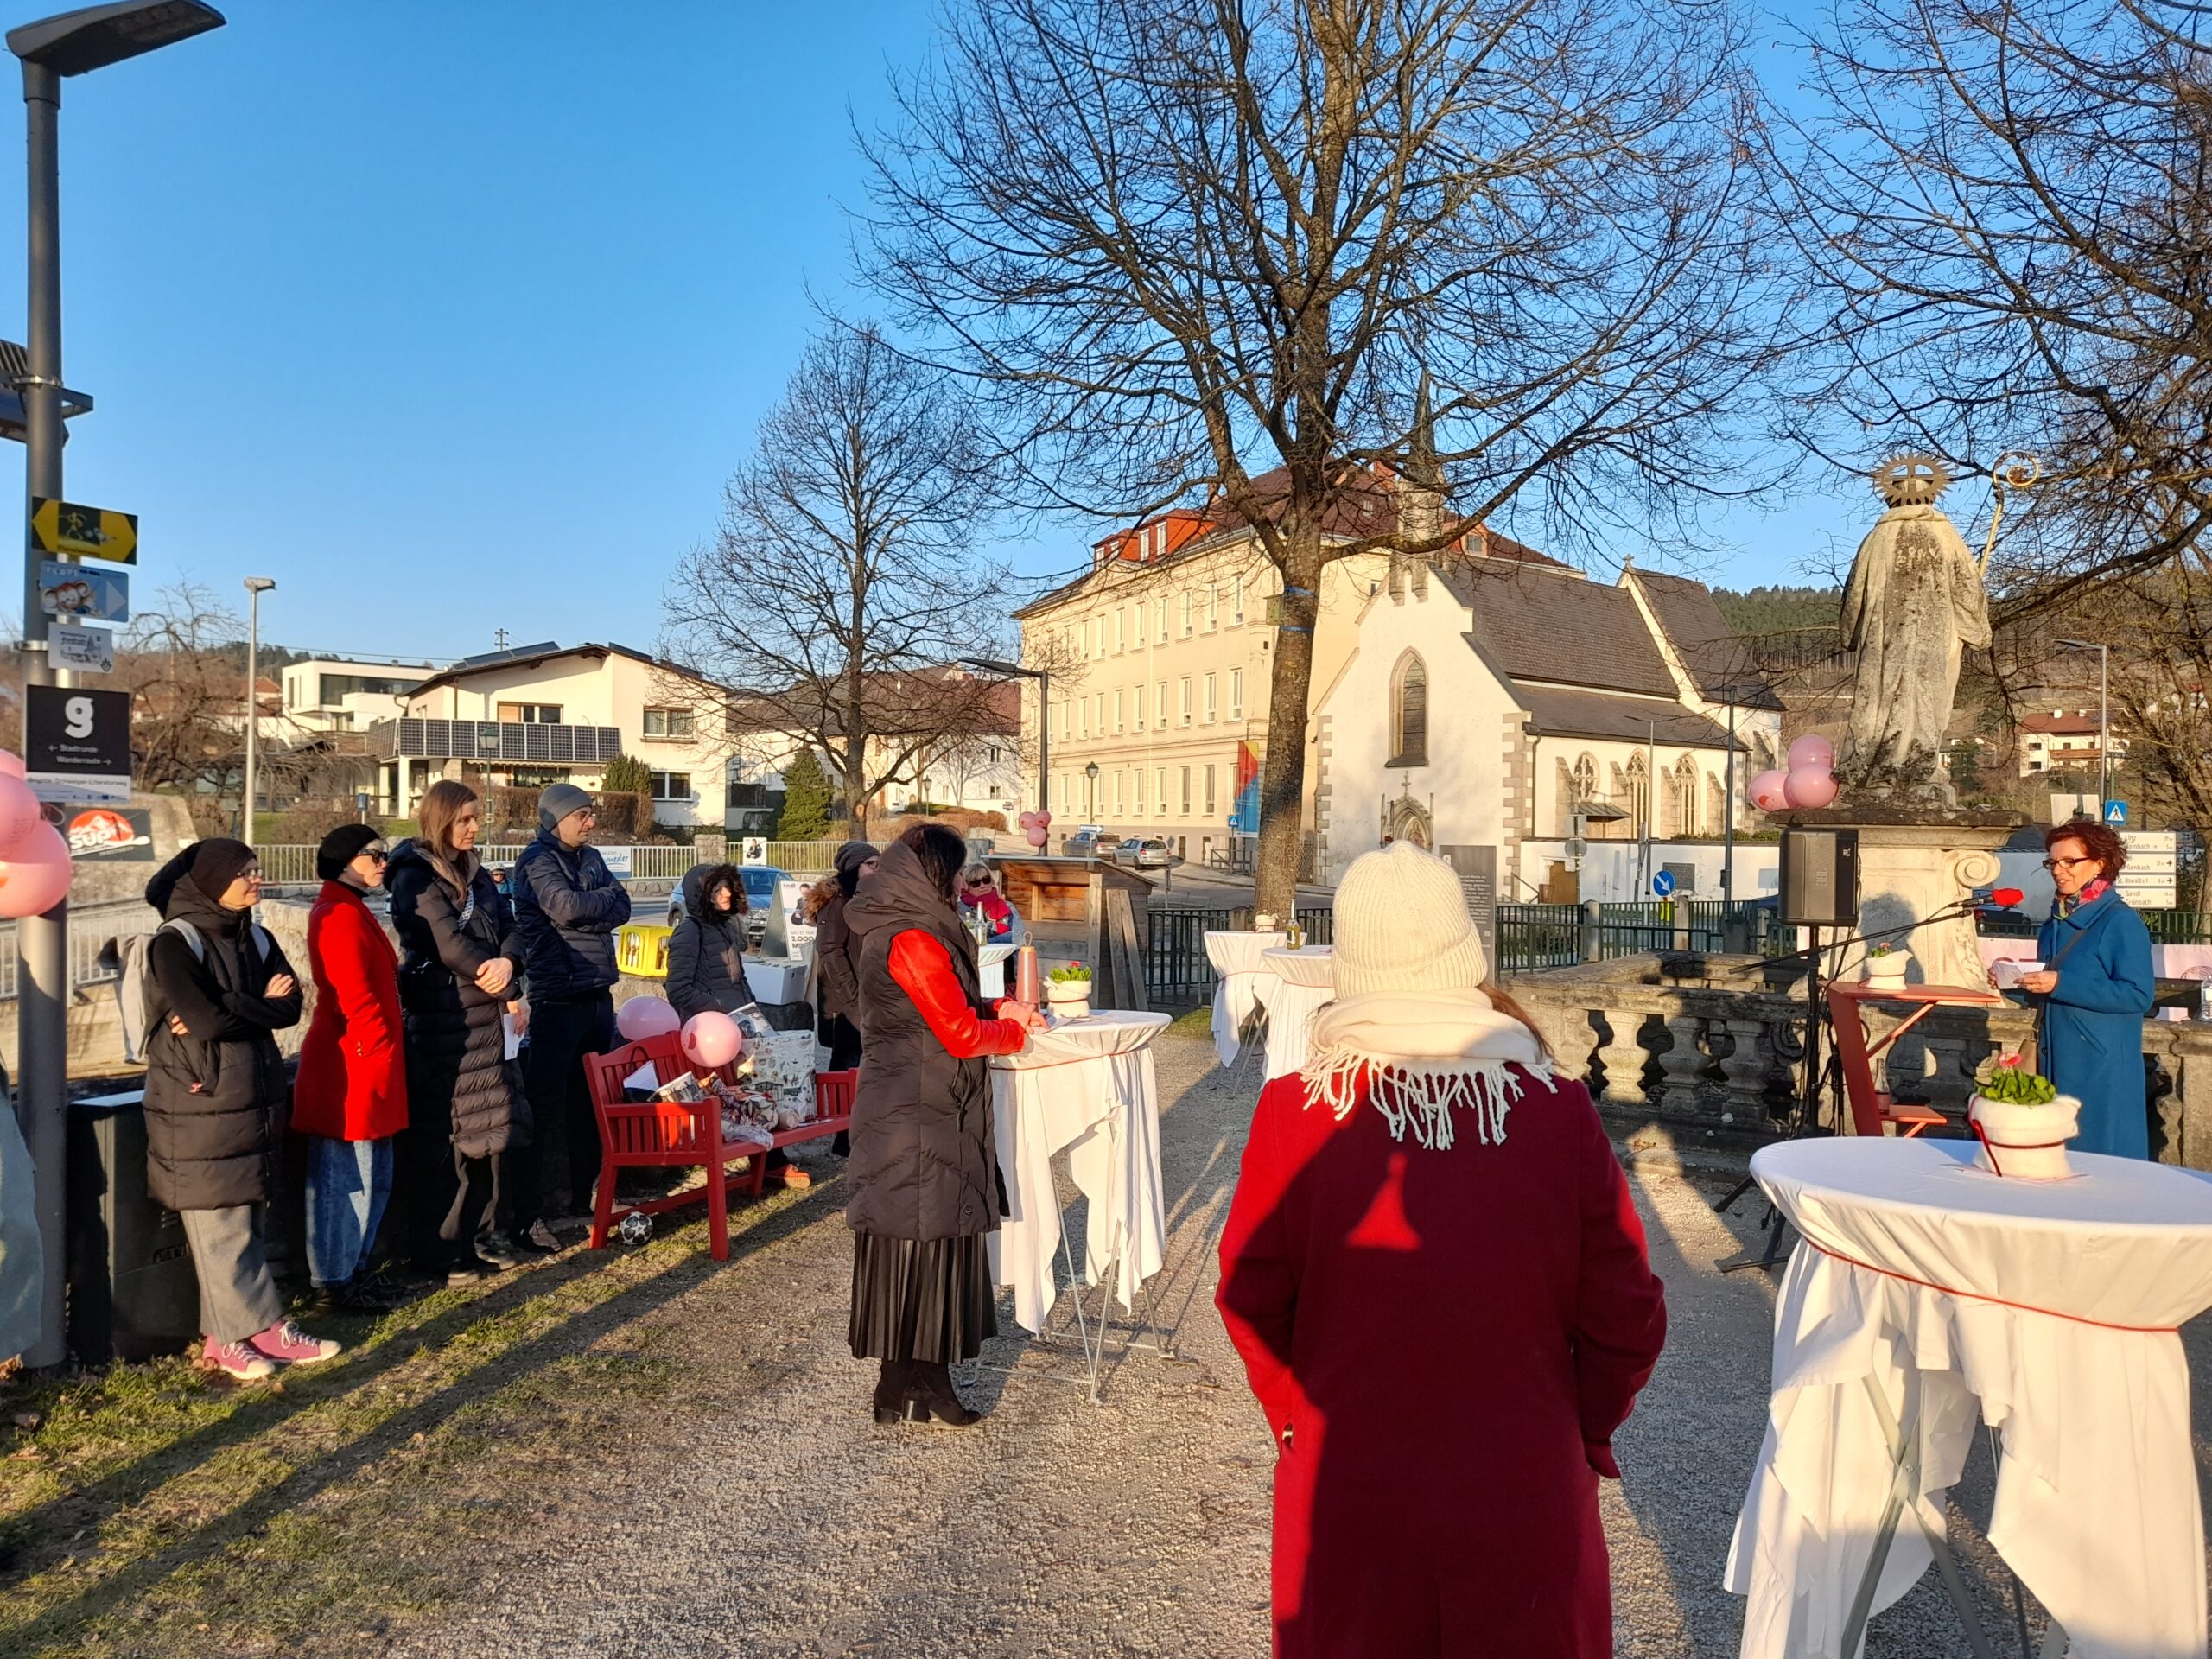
[1781, 807, 2024, 988]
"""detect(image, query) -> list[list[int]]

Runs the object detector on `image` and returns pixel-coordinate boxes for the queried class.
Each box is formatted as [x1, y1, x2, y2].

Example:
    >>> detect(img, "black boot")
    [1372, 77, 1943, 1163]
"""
[901, 1360, 982, 1427]
[871, 1358, 907, 1425]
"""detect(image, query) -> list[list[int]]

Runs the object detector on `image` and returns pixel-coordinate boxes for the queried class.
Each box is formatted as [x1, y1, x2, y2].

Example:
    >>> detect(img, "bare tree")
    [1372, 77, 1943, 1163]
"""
[1777, 0, 2212, 615]
[114, 579, 250, 808]
[862, 0, 1781, 912]
[663, 324, 1014, 833]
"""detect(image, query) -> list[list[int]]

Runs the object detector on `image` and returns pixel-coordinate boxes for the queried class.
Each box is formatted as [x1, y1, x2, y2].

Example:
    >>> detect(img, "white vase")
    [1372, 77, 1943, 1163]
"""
[1046, 982, 1092, 1020]
[1967, 1093, 2082, 1179]
[1863, 952, 1911, 989]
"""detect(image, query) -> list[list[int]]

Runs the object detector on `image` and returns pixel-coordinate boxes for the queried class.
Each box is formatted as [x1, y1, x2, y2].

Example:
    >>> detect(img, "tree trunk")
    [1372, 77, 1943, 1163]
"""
[1254, 539, 1322, 918]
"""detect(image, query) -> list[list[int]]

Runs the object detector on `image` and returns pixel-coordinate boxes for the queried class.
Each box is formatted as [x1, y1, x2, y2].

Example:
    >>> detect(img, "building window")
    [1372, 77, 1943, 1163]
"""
[1134, 684, 1145, 730]
[649, 771, 693, 802]
[1181, 593, 1193, 636]
[642, 708, 694, 739]
[1157, 767, 1168, 815]
[1206, 584, 1218, 629]
[1204, 672, 1217, 723]
[1095, 692, 1105, 733]
[1155, 680, 1166, 725]
[1114, 689, 1124, 733]
[498, 702, 563, 725]
[1179, 766, 1192, 815]
[1232, 578, 1244, 625]
[1157, 599, 1169, 643]
[1624, 753, 1650, 836]
[1205, 763, 1217, 816]
[1388, 652, 1428, 766]
[1113, 771, 1124, 814]
[1179, 677, 1192, 726]
[1669, 753, 1700, 839]
[1230, 668, 1243, 721]
[1705, 772, 1726, 837]
[1115, 609, 1124, 652]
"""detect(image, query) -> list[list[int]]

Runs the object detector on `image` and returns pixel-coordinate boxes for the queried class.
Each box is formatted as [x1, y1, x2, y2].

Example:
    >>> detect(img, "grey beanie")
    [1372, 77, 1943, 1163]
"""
[538, 782, 594, 833]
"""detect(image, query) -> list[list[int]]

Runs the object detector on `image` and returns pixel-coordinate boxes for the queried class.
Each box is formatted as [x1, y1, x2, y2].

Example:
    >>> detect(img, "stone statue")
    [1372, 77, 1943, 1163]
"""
[1834, 455, 1992, 807]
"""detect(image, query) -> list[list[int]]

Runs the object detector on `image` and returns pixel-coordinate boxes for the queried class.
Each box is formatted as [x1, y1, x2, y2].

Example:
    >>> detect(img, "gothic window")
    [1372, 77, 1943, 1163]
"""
[1624, 752, 1649, 837]
[1669, 753, 1700, 838]
[1389, 652, 1428, 767]
[1705, 772, 1726, 837]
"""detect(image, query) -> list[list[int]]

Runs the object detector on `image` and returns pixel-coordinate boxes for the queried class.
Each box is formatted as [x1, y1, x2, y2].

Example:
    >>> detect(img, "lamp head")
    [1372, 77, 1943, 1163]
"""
[10, 3, 225, 76]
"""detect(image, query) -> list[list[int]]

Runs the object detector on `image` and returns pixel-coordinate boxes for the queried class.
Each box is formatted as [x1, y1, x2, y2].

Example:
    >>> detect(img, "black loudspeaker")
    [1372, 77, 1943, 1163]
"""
[1780, 828, 1860, 926]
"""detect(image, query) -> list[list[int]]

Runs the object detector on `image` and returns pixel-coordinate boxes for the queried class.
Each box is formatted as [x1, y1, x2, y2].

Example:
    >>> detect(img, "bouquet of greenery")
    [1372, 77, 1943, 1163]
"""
[1973, 1052, 2059, 1105]
[1048, 963, 1092, 984]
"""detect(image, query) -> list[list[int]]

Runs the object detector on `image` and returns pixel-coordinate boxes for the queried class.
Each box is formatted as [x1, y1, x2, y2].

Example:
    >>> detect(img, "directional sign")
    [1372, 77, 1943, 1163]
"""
[29, 497, 136, 564]
[24, 685, 130, 804]
[48, 621, 112, 675]
[1651, 868, 1676, 898]
[2105, 799, 2129, 826]
[37, 560, 127, 622]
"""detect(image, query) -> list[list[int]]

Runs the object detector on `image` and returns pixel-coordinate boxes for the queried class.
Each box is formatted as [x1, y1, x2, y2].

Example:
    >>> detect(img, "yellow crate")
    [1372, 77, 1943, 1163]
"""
[617, 922, 673, 980]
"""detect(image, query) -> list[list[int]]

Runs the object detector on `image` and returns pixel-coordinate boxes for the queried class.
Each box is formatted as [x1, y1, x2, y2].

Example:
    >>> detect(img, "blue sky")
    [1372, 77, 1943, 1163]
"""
[0, 1, 1868, 664]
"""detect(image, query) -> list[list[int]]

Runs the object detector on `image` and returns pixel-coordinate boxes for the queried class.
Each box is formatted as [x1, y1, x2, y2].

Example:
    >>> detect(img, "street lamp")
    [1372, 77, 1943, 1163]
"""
[2056, 638, 2112, 810]
[959, 656, 1051, 817]
[242, 577, 273, 834]
[1085, 760, 1100, 821]
[7, 0, 226, 1370]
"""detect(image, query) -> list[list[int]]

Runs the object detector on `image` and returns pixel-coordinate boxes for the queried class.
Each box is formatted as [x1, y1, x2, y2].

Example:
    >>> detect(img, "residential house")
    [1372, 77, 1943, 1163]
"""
[376, 641, 733, 830]
[280, 655, 437, 735]
[2016, 709, 2122, 777]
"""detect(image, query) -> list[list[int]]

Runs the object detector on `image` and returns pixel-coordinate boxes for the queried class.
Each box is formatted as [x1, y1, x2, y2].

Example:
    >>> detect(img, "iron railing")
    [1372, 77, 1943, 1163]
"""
[1146, 906, 1335, 1006]
[1978, 907, 2212, 944]
[1495, 899, 1789, 972]
[0, 899, 156, 1001]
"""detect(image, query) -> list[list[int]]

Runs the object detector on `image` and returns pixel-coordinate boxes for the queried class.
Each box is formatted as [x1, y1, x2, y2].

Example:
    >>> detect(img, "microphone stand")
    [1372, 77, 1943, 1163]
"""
[1713, 894, 2006, 1274]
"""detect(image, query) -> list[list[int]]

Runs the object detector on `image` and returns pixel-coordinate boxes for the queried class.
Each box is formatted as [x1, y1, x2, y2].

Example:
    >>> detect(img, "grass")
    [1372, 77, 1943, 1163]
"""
[0, 1188, 803, 1658]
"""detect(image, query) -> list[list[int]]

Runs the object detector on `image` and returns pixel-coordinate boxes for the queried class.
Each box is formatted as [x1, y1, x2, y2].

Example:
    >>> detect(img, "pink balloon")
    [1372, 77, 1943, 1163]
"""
[1749, 768, 1791, 812]
[616, 995, 682, 1041]
[0, 775, 41, 858]
[0, 752, 26, 780]
[1026, 825, 1049, 848]
[680, 1010, 743, 1070]
[1783, 764, 1839, 810]
[1787, 734, 1834, 772]
[0, 822, 71, 918]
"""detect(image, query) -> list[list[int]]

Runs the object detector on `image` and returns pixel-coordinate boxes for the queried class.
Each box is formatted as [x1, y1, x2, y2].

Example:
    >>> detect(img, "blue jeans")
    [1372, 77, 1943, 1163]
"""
[305, 1135, 393, 1289]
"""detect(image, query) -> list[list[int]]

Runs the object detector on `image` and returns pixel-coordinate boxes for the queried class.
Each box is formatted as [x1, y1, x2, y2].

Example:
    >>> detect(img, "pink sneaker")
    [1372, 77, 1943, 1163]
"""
[248, 1319, 342, 1366]
[203, 1336, 276, 1381]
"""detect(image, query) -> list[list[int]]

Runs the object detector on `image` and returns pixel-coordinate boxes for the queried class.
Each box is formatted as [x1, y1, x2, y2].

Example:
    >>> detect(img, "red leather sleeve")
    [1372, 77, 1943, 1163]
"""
[887, 931, 1029, 1058]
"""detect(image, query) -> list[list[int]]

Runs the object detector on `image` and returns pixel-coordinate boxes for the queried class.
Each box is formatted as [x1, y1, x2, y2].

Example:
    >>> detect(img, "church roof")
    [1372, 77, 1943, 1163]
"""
[1439, 559, 1681, 698]
[1628, 569, 1787, 711]
[1512, 684, 1741, 749]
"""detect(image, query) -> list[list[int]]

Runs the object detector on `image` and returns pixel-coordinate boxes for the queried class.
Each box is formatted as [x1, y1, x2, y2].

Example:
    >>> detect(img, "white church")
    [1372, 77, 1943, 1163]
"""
[1311, 547, 1784, 905]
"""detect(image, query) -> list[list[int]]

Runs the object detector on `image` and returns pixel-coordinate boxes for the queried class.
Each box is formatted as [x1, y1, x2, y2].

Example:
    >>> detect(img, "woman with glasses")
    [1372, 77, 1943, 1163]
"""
[955, 861, 1022, 946]
[295, 824, 410, 1314]
[142, 838, 334, 1381]
[2019, 817, 2156, 1158]
[389, 780, 538, 1284]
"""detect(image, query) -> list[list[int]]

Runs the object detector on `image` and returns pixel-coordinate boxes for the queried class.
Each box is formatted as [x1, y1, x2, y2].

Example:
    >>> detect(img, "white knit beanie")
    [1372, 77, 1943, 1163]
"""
[1330, 842, 1489, 997]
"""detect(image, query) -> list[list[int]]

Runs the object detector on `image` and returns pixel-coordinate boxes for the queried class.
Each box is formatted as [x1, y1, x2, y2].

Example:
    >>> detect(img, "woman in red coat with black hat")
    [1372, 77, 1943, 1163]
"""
[1217, 842, 1667, 1657]
[294, 823, 408, 1313]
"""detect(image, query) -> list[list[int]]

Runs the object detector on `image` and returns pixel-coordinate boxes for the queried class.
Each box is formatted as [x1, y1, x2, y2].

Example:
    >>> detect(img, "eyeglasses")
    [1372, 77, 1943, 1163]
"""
[2041, 855, 2097, 871]
[965, 879, 993, 890]
[359, 848, 390, 863]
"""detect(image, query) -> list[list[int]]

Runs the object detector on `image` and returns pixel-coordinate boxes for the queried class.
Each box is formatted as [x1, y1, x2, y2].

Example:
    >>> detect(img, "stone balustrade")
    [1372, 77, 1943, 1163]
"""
[1502, 954, 2212, 1172]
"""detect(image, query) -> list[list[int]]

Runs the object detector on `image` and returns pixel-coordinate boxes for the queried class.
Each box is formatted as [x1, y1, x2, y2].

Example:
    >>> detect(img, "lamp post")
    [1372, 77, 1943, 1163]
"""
[7, 0, 226, 1370]
[242, 576, 273, 835]
[958, 656, 1050, 817]
[2056, 638, 2112, 812]
[1085, 760, 1100, 822]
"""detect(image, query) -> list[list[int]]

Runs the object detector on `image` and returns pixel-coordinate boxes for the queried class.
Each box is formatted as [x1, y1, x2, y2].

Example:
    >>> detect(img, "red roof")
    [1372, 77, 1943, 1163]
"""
[2019, 711, 2102, 735]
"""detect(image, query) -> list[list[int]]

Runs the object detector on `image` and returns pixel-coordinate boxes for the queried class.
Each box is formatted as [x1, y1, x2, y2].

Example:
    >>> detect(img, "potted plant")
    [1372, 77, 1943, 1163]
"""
[1968, 1053, 2081, 1179]
[1046, 963, 1093, 1020]
[1862, 941, 1911, 989]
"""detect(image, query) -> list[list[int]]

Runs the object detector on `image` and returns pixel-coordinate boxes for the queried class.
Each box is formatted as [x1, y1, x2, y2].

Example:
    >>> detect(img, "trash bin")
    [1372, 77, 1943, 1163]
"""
[67, 1090, 198, 1363]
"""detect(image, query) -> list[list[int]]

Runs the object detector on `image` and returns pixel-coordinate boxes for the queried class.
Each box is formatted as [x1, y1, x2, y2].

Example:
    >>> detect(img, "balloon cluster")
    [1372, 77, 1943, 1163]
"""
[613, 994, 747, 1071]
[1750, 736, 1838, 814]
[1018, 809, 1052, 849]
[0, 753, 69, 919]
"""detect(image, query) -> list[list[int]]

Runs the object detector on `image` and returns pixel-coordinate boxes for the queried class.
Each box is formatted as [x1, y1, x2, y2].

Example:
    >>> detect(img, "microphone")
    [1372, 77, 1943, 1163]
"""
[1984, 887, 2025, 909]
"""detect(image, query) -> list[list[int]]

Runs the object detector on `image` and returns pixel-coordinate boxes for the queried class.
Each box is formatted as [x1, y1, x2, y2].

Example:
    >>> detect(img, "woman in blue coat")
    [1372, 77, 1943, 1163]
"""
[2021, 818, 2156, 1159]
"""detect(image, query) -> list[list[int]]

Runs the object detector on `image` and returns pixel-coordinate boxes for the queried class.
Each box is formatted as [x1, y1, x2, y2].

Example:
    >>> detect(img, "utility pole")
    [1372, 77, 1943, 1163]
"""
[2057, 638, 2113, 810]
[242, 577, 273, 836]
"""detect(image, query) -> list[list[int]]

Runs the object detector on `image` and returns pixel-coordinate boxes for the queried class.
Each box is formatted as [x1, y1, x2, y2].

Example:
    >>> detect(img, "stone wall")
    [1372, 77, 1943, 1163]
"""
[1503, 954, 2212, 1171]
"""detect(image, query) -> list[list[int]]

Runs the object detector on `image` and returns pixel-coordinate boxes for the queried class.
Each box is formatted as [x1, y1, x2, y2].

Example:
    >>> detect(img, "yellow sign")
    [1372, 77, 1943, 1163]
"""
[617, 923, 672, 980]
[30, 498, 137, 565]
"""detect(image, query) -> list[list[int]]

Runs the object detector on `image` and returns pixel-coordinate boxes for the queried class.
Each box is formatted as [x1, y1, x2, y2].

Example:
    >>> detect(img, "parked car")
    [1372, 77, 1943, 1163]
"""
[1065, 830, 1108, 857]
[1135, 836, 1180, 868]
[1109, 836, 1144, 865]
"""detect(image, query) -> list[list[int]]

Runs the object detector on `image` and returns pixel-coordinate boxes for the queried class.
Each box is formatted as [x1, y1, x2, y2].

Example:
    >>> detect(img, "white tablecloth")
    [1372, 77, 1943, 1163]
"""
[1206, 931, 1285, 1065]
[1726, 1138, 2212, 1659]
[979, 941, 1015, 1001]
[988, 1012, 1171, 1333]
[1255, 946, 1333, 1082]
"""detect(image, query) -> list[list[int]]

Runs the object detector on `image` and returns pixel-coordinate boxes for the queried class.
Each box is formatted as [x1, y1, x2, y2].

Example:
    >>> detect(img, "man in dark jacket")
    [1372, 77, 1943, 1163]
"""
[511, 784, 632, 1218]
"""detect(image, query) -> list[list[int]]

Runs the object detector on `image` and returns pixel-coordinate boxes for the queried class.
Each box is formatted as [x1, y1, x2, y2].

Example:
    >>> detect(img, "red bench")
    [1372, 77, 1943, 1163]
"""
[582, 1033, 856, 1260]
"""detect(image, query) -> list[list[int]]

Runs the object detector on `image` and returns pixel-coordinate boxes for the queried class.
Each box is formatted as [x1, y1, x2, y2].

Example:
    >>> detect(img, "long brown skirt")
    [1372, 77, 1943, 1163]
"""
[847, 1232, 997, 1363]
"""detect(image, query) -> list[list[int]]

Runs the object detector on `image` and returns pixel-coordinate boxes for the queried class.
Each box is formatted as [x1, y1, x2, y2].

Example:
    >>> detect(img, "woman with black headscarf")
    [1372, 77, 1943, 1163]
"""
[142, 838, 335, 1381]
[843, 823, 1043, 1426]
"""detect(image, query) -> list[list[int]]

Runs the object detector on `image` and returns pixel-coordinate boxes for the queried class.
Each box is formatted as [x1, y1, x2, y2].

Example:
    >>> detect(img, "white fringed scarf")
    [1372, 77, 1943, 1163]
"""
[1300, 987, 1550, 1149]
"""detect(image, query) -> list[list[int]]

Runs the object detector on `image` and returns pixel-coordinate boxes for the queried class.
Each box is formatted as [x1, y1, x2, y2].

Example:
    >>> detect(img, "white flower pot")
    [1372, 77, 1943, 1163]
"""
[1046, 982, 1092, 1020]
[1968, 1093, 2082, 1180]
[1863, 952, 1911, 989]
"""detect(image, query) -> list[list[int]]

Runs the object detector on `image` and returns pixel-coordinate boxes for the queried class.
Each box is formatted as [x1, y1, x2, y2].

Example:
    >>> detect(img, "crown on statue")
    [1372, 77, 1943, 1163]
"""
[1872, 452, 1951, 507]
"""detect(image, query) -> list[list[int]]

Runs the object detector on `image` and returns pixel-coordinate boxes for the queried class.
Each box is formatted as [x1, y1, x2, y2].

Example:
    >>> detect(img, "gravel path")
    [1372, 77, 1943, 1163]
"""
[378, 1028, 2207, 1657]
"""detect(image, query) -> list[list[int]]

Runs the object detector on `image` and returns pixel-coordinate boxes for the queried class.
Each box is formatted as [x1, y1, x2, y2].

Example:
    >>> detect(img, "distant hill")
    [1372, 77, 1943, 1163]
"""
[1712, 585, 1841, 639]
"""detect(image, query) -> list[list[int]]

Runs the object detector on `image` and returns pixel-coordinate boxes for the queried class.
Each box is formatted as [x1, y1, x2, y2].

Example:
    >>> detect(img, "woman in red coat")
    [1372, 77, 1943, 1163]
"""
[294, 823, 408, 1313]
[1217, 843, 1667, 1658]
